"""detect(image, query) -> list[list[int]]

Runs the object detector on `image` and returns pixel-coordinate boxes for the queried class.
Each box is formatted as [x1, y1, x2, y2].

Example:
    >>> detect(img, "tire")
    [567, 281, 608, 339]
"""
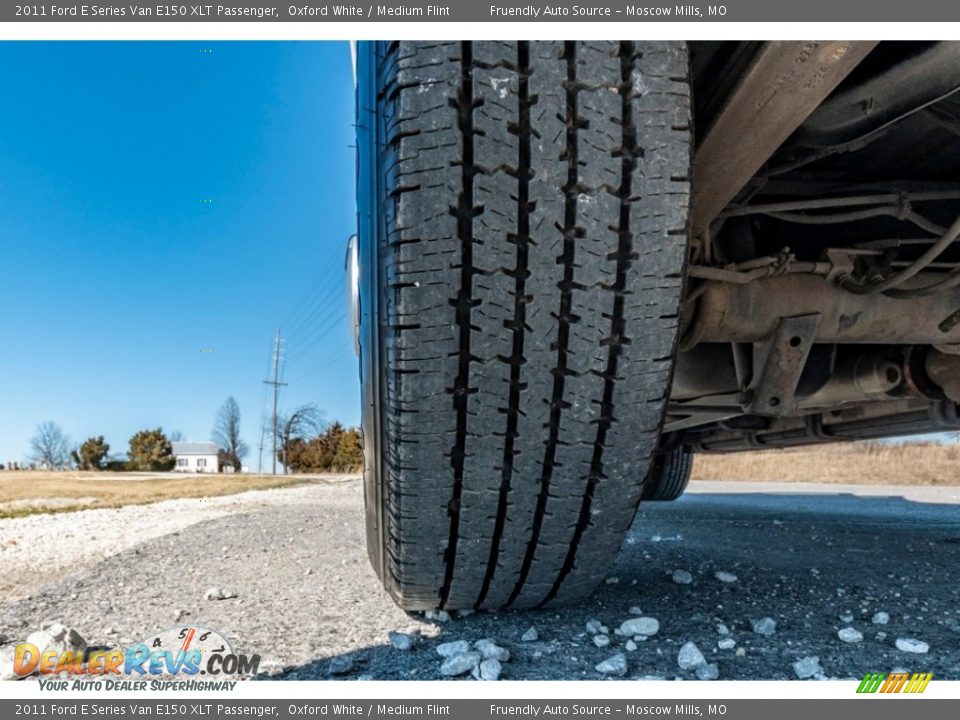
[641, 447, 693, 502]
[356, 41, 692, 610]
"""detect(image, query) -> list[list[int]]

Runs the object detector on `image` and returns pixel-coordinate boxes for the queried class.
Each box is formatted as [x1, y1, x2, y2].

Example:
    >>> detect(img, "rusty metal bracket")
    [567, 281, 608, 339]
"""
[691, 41, 879, 242]
[745, 314, 822, 416]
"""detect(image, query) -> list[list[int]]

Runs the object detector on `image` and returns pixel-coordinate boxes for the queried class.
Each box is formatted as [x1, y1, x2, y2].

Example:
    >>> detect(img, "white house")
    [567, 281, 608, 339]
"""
[171, 442, 220, 473]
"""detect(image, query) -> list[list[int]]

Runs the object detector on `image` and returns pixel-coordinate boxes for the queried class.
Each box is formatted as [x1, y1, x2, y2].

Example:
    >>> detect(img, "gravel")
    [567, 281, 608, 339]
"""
[595, 653, 628, 677]
[714, 571, 738, 584]
[752, 617, 777, 636]
[436, 640, 471, 657]
[896, 638, 930, 654]
[718, 638, 736, 650]
[475, 658, 502, 681]
[388, 631, 416, 651]
[327, 655, 354, 675]
[204, 587, 237, 601]
[3, 478, 959, 681]
[618, 617, 659, 637]
[677, 641, 706, 670]
[696, 662, 719, 680]
[838, 627, 863, 643]
[793, 656, 823, 679]
[672, 570, 693, 585]
[0, 481, 350, 600]
[440, 652, 481, 677]
[872, 612, 890, 625]
[474, 639, 509, 662]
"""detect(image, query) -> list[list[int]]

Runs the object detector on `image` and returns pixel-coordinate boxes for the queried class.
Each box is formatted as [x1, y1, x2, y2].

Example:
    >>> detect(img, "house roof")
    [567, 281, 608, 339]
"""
[172, 442, 220, 456]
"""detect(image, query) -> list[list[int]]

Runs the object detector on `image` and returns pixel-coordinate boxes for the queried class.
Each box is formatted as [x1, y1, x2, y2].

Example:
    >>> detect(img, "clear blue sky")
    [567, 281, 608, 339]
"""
[0, 41, 359, 467]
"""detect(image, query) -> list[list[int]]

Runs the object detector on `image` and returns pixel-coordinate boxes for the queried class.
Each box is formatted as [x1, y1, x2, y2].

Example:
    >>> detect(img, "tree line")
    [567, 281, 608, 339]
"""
[3, 397, 362, 474]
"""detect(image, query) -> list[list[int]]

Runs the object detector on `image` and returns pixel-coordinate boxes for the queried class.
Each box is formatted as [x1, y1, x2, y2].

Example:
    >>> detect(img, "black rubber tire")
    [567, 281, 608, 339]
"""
[641, 447, 693, 502]
[358, 41, 691, 610]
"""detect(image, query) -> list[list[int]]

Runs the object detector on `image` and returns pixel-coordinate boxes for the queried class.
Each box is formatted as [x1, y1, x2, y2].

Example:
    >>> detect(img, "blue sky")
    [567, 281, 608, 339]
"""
[0, 41, 359, 467]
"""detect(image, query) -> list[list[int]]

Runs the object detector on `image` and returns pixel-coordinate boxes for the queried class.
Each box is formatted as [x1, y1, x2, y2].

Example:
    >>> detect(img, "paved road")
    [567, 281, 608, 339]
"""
[1, 479, 958, 680]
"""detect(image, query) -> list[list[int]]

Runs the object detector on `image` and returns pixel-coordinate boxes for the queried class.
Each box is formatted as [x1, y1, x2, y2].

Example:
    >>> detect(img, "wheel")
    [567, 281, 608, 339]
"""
[356, 40, 692, 610]
[641, 447, 693, 502]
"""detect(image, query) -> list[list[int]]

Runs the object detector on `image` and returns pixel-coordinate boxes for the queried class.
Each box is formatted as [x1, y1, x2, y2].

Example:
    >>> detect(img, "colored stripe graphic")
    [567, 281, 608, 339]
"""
[883, 673, 909, 693]
[857, 673, 886, 693]
[857, 671, 932, 694]
[904, 673, 933, 693]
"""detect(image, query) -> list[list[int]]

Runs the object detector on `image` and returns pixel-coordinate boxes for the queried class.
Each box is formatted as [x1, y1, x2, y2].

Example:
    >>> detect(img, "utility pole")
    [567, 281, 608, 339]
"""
[256, 412, 266, 474]
[263, 329, 288, 474]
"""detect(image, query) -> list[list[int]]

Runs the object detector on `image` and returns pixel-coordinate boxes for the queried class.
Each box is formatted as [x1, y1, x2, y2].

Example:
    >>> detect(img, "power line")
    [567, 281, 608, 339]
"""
[288, 350, 352, 384]
[279, 261, 343, 334]
[284, 310, 348, 368]
[284, 277, 346, 344]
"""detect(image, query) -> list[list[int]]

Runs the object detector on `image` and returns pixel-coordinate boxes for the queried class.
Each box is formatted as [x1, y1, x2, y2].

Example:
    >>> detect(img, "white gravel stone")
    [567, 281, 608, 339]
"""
[718, 638, 736, 650]
[204, 587, 236, 601]
[895, 638, 929, 654]
[875, 632, 888, 641]
[474, 639, 510, 662]
[715, 571, 738, 584]
[593, 635, 610, 648]
[735, 647, 746, 657]
[793, 656, 823, 679]
[586, 620, 604, 634]
[595, 653, 628, 677]
[619, 617, 659, 637]
[752, 617, 777, 636]
[629, 606, 643, 616]
[839, 611, 854, 623]
[838, 627, 863, 644]
[476, 658, 502, 681]
[388, 631, 416, 651]
[436, 640, 471, 658]
[716, 623, 730, 636]
[521, 627, 538, 642]
[625, 640, 638, 652]
[672, 570, 693, 585]
[327, 656, 354, 675]
[16, 623, 87, 679]
[872, 612, 890, 625]
[696, 663, 719, 680]
[677, 641, 706, 670]
[605, 576, 619, 585]
[425, 609, 451, 623]
[440, 652, 481, 677]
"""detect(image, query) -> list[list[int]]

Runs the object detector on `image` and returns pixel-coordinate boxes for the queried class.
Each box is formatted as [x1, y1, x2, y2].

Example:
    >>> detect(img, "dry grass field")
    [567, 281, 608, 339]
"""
[691, 441, 960, 485]
[0, 471, 317, 519]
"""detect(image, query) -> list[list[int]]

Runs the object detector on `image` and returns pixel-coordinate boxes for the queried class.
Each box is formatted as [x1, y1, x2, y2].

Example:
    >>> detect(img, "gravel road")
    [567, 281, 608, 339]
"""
[1, 477, 958, 681]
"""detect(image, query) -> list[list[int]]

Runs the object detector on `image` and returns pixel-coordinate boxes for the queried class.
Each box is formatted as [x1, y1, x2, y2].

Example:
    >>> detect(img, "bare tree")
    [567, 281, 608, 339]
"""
[212, 397, 249, 471]
[168, 430, 185, 442]
[277, 404, 325, 474]
[30, 421, 71, 469]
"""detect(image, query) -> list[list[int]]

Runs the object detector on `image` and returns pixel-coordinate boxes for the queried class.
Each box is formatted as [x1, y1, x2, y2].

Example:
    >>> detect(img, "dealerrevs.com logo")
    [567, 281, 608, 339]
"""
[15, 626, 260, 691]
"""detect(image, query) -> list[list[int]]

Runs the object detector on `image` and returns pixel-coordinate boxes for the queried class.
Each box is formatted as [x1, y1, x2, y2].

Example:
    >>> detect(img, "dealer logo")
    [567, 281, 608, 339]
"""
[14, 625, 260, 683]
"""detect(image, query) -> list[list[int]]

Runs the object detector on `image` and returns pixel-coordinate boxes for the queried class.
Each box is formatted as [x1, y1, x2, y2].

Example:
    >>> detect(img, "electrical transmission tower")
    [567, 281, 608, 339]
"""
[263, 329, 288, 475]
